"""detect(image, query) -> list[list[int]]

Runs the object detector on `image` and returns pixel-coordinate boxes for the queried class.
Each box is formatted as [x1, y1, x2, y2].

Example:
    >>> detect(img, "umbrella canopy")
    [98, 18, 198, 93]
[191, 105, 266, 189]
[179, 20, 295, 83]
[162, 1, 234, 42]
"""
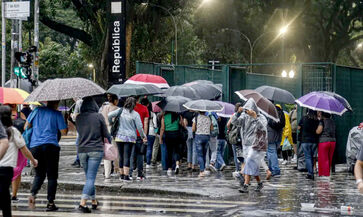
[25, 78, 105, 102]
[187, 83, 222, 100]
[157, 96, 191, 113]
[0, 87, 39, 105]
[296, 91, 347, 116]
[183, 80, 214, 86]
[215, 101, 235, 118]
[183, 100, 223, 112]
[125, 74, 170, 89]
[319, 91, 352, 111]
[162, 86, 200, 99]
[107, 83, 162, 98]
[255, 85, 296, 104]
[151, 101, 162, 113]
[235, 90, 279, 122]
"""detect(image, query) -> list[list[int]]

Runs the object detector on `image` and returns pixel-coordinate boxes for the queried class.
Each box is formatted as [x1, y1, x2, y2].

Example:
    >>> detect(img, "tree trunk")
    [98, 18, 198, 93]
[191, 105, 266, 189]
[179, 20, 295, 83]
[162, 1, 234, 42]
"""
[100, 28, 110, 88]
[126, 21, 133, 78]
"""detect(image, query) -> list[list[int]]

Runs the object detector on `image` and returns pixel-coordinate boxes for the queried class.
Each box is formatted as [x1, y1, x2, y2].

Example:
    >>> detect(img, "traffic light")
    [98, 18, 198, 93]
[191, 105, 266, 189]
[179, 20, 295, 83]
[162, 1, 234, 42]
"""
[14, 46, 37, 85]
[13, 67, 27, 79]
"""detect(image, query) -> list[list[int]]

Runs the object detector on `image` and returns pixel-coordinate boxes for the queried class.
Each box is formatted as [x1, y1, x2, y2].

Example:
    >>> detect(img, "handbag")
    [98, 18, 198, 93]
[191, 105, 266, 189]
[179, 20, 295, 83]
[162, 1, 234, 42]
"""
[110, 108, 123, 138]
[104, 141, 118, 161]
[139, 142, 147, 155]
[22, 108, 39, 148]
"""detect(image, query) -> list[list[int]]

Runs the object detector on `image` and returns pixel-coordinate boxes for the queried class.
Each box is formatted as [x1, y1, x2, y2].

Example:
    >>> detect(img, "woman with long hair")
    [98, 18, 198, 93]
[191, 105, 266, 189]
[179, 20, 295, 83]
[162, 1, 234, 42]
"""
[160, 111, 184, 175]
[108, 97, 147, 182]
[0, 105, 38, 217]
[316, 111, 336, 177]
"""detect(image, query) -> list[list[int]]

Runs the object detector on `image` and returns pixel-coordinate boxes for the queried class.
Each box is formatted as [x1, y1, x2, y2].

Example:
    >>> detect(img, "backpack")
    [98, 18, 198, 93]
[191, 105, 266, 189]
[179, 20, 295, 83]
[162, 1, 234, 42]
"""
[110, 108, 123, 138]
[227, 124, 241, 145]
[209, 114, 219, 137]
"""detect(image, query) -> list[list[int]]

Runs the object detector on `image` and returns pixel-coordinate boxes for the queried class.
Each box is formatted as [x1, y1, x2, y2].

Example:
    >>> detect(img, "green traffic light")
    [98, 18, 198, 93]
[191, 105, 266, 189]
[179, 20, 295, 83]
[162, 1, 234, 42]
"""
[13, 67, 27, 79]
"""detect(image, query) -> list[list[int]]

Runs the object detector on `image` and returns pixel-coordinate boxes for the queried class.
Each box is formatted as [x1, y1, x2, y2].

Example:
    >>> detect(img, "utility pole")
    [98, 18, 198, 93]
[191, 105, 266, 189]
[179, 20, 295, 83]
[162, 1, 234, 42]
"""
[1, 1, 6, 87]
[33, 0, 39, 86]
[18, 19, 22, 89]
[10, 20, 15, 87]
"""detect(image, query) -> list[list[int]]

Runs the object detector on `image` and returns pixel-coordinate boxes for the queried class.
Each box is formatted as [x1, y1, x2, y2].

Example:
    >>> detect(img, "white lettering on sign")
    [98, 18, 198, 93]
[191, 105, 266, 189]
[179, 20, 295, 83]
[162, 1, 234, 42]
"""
[112, 21, 121, 73]
[111, 2, 122, 14]
[5, 1, 30, 19]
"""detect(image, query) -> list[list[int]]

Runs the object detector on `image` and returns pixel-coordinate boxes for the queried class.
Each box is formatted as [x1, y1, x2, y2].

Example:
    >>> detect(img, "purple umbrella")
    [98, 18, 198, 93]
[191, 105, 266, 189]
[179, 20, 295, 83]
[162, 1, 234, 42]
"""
[296, 91, 347, 116]
[215, 101, 235, 118]
[58, 106, 70, 111]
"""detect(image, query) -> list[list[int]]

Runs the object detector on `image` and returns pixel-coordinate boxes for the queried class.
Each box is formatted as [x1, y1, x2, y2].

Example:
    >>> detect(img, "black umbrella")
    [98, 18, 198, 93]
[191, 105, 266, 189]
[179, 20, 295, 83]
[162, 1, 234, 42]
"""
[255, 85, 295, 104]
[157, 96, 191, 113]
[107, 83, 162, 98]
[163, 86, 200, 100]
[188, 83, 222, 100]
[319, 91, 352, 111]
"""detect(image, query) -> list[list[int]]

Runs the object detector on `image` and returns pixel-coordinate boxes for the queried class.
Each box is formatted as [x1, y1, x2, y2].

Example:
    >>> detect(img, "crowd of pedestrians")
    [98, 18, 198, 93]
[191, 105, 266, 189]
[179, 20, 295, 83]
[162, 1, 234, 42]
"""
[0, 92, 363, 216]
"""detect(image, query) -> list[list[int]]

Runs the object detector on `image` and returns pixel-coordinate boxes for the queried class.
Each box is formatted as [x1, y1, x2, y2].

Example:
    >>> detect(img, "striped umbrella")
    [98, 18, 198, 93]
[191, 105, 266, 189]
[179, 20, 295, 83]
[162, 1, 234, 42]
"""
[125, 74, 170, 89]
[0, 87, 39, 105]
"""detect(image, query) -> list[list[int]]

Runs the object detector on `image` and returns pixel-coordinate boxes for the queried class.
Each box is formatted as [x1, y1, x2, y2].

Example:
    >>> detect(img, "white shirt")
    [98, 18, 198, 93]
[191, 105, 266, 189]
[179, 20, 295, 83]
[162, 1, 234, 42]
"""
[0, 127, 25, 168]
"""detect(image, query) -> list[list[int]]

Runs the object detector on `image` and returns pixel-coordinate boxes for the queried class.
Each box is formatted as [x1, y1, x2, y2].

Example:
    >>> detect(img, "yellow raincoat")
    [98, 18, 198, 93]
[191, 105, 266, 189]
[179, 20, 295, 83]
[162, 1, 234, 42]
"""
[277, 105, 293, 147]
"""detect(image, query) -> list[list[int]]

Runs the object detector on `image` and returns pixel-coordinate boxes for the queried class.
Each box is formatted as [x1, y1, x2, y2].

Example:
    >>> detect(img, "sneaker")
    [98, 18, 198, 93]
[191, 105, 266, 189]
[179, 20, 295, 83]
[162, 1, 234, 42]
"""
[46, 203, 59, 212]
[232, 171, 240, 179]
[78, 205, 91, 213]
[272, 174, 281, 178]
[204, 170, 210, 176]
[255, 182, 264, 192]
[239, 184, 249, 193]
[219, 164, 226, 171]
[236, 173, 245, 186]
[137, 175, 146, 181]
[175, 165, 180, 175]
[291, 155, 297, 163]
[281, 160, 288, 165]
[123, 175, 132, 182]
[209, 164, 217, 172]
[146, 164, 154, 169]
[11, 196, 19, 203]
[71, 160, 80, 168]
[306, 174, 314, 180]
[167, 170, 172, 176]
[119, 174, 125, 181]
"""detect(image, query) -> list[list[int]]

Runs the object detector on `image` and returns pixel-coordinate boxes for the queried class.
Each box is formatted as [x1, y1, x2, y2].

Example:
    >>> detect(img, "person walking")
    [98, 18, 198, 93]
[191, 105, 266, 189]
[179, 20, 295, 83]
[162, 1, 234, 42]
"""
[207, 112, 219, 172]
[27, 101, 68, 211]
[0, 105, 38, 217]
[316, 111, 336, 177]
[108, 97, 147, 182]
[100, 94, 119, 180]
[141, 98, 157, 169]
[299, 109, 319, 180]
[267, 104, 285, 177]
[216, 116, 228, 170]
[192, 111, 213, 177]
[355, 145, 363, 193]
[183, 111, 197, 171]
[71, 98, 83, 168]
[160, 111, 184, 175]
[233, 99, 268, 193]
[289, 104, 298, 161]
[278, 105, 294, 165]
[76, 97, 112, 213]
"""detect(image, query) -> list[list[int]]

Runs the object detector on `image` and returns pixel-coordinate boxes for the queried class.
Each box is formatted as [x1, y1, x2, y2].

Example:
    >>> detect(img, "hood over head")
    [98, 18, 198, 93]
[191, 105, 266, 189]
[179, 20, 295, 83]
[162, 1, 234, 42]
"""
[244, 98, 259, 114]
[80, 97, 99, 113]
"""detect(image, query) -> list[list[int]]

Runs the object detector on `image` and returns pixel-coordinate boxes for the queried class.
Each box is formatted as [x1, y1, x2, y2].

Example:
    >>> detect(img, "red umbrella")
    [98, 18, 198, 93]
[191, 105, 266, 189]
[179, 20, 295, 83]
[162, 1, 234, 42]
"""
[151, 101, 162, 113]
[125, 74, 170, 89]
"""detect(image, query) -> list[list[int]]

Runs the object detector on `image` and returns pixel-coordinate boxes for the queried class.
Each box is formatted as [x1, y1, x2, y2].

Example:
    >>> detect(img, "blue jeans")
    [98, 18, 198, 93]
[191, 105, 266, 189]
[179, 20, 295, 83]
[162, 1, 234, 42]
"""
[75, 135, 80, 162]
[146, 135, 156, 165]
[232, 144, 241, 172]
[187, 137, 197, 164]
[79, 151, 103, 200]
[267, 143, 281, 176]
[161, 142, 167, 171]
[215, 139, 226, 169]
[195, 135, 210, 172]
[302, 143, 317, 176]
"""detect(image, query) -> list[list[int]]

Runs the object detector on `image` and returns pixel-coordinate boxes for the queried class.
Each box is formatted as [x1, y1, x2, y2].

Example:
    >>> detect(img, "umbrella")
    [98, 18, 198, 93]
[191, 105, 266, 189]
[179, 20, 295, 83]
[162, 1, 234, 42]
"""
[183, 80, 214, 86]
[319, 91, 352, 111]
[157, 96, 191, 113]
[125, 74, 170, 89]
[295, 91, 347, 116]
[235, 90, 279, 122]
[215, 101, 235, 118]
[0, 87, 39, 105]
[162, 86, 200, 99]
[151, 101, 162, 113]
[183, 100, 224, 112]
[187, 83, 222, 100]
[107, 83, 162, 98]
[25, 78, 105, 102]
[58, 106, 70, 111]
[255, 85, 296, 104]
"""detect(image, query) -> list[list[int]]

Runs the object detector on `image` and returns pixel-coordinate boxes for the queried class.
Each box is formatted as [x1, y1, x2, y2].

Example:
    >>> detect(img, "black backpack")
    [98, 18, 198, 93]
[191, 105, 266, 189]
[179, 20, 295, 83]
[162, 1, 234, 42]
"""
[227, 124, 241, 145]
[110, 108, 123, 138]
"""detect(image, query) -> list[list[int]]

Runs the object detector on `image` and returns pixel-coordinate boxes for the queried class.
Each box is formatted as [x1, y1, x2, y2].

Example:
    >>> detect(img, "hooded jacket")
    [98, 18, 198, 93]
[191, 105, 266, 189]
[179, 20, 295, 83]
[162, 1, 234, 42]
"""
[231, 98, 268, 151]
[76, 97, 111, 153]
[267, 106, 285, 144]
[346, 125, 363, 167]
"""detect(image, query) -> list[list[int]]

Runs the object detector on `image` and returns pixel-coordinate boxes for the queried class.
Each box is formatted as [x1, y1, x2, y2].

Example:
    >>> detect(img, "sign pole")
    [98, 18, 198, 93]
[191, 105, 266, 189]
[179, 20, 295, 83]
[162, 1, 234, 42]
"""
[18, 19, 22, 89]
[1, 1, 6, 87]
[10, 19, 15, 87]
[33, 0, 39, 86]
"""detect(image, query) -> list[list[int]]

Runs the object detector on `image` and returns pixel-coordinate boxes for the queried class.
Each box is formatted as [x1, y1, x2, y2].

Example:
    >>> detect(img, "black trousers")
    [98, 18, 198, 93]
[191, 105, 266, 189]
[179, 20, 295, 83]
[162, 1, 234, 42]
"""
[30, 144, 60, 203]
[165, 131, 180, 169]
[0, 167, 13, 217]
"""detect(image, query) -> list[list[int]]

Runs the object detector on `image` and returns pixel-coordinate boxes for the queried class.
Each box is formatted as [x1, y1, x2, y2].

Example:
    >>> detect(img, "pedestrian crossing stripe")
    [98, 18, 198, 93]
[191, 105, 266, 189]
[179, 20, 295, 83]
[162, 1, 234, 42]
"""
[17, 193, 257, 206]
[11, 211, 176, 217]
[13, 202, 214, 214]
[14, 198, 238, 208]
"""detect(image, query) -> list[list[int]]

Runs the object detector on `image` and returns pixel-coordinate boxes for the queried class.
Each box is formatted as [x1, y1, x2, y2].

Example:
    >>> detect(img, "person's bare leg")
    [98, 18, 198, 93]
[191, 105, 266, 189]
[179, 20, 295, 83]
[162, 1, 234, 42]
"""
[119, 167, 124, 175]
[123, 167, 129, 176]
[12, 175, 22, 198]
[244, 175, 251, 185]
[255, 176, 261, 183]
[80, 199, 87, 206]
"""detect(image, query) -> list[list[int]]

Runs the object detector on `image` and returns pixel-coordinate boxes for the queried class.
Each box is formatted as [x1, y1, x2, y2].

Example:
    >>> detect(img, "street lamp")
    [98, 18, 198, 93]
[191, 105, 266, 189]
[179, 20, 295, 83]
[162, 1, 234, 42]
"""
[289, 70, 295, 78]
[279, 26, 288, 35]
[142, 3, 178, 65]
[88, 63, 95, 82]
[281, 70, 287, 77]
[358, 43, 363, 49]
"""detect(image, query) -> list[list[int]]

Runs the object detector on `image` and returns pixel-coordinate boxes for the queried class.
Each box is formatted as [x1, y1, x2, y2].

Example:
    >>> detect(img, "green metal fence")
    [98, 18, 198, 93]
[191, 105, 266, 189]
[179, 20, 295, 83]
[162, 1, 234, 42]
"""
[136, 61, 363, 164]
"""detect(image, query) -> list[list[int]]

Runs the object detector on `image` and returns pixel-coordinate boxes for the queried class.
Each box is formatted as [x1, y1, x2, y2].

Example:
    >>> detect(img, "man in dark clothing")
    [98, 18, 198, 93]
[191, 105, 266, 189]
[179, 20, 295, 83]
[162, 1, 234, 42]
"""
[267, 105, 285, 177]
